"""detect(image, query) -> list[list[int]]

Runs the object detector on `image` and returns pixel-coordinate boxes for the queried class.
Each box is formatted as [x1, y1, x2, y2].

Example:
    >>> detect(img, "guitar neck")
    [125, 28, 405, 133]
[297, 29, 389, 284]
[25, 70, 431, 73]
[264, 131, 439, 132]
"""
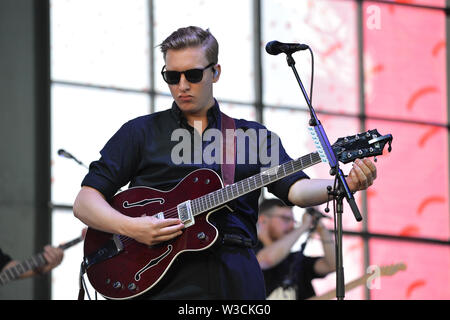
[191, 152, 322, 216]
[0, 253, 47, 286]
[308, 274, 371, 300]
[0, 235, 84, 286]
[59, 235, 83, 250]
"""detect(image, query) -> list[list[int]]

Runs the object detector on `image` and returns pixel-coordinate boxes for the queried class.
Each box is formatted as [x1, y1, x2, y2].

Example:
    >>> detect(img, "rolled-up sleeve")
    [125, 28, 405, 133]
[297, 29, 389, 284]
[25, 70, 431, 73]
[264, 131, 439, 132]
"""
[263, 128, 309, 206]
[81, 120, 141, 200]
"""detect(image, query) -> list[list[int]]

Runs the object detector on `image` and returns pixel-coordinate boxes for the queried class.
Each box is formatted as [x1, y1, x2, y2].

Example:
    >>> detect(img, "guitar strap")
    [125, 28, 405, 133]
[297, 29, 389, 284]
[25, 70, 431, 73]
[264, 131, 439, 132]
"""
[220, 112, 236, 186]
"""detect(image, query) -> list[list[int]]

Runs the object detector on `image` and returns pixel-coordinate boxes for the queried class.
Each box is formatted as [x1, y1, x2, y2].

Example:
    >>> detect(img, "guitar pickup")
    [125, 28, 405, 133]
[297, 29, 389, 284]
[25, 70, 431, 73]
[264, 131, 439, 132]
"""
[177, 201, 195, 228]
[154, 212, 165, 220]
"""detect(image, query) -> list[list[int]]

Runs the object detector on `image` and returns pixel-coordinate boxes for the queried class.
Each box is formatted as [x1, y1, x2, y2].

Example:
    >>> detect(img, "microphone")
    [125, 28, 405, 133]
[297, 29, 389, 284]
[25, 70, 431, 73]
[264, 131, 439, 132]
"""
[265, 40, 309, 56]
[57, 148, 87, 168]
[306, 207, 331, 220]
[58, 149, 75, 160]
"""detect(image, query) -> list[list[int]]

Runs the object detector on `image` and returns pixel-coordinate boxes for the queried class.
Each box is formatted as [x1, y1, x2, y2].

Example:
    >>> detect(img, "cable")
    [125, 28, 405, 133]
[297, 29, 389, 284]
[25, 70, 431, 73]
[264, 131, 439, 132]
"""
[308, 47, 315, 104]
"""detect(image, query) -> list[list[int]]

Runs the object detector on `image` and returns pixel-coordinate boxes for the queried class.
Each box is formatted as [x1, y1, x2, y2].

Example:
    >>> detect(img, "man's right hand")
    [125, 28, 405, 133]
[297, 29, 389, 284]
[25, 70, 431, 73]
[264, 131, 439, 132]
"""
[130, 216, 185, 246]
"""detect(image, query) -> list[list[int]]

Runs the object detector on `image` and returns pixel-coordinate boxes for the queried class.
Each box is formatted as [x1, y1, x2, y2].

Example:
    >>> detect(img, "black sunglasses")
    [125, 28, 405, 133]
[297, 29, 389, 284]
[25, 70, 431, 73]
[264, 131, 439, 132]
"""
[161, 62, 216, 85]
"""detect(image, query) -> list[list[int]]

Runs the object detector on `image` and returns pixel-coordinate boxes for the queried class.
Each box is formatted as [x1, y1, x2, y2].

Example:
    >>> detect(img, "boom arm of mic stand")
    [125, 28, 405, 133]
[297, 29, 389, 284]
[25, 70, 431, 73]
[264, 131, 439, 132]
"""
[285, 53, 362, 222]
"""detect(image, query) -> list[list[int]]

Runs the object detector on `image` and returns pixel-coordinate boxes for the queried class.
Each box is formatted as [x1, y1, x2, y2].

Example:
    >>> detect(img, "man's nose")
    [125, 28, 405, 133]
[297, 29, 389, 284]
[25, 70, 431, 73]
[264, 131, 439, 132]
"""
[179, 74, 190, 91]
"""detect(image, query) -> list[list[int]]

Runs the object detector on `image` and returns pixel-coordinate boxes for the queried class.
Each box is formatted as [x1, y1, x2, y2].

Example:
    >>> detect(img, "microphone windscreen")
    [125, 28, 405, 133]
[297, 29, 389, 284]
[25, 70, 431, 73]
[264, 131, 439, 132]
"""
[265, 41, 283, 55]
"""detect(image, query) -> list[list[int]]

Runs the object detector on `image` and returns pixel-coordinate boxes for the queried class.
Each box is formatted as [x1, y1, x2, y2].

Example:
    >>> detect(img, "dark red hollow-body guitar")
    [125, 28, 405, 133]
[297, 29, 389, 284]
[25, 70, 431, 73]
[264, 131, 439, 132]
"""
[83, 129, 393, 300]
[83, 169, 225, 300]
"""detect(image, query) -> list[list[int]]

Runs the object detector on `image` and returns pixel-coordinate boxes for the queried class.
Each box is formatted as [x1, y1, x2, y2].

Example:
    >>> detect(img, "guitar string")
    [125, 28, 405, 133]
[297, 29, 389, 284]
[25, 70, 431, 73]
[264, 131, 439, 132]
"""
[114, 156, 318, 247]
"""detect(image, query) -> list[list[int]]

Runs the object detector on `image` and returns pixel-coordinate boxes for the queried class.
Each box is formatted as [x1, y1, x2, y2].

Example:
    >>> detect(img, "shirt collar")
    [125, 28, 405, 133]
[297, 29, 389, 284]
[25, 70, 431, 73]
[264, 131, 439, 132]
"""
[170, 99, 221, 128]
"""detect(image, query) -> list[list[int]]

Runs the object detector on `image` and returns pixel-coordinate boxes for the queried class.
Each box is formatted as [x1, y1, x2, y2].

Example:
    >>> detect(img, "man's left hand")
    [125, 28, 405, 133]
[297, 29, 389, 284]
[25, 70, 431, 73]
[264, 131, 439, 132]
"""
[346, 158, 377, 192]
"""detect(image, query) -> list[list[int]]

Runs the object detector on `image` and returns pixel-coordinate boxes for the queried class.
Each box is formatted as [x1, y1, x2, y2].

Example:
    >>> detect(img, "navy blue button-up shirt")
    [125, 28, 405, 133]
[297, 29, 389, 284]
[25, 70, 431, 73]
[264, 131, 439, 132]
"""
[81, 100, 309, 243]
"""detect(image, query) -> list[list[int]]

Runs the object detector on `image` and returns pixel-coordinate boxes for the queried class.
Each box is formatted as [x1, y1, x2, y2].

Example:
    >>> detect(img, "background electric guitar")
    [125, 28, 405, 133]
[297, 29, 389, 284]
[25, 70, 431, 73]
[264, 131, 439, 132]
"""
[83, 129, 393, 300]
[0, 228, 86, 286]
[307, 262, 407, 300]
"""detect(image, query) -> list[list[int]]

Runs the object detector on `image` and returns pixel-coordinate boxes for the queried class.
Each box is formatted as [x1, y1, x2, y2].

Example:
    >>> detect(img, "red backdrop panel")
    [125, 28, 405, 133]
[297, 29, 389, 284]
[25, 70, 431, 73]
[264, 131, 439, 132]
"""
[369, 239, 450, 299]
[363, 2, 447, 123]
[366, 119, 449, 240]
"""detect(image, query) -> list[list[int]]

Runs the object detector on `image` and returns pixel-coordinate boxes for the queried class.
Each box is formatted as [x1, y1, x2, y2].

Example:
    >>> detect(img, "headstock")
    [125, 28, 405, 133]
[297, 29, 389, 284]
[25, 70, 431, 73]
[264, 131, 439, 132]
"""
[332, 129, 393, 164]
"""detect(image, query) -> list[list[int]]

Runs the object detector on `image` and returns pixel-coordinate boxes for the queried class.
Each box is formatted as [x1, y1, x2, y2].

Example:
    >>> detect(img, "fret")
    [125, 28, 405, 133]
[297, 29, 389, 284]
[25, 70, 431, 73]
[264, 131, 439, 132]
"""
[219, 188, 225, 204]
[30, 256, 40, 268]
[283, 162, 290, 176]
[236, 181, 243, 196]
[202, 196, 207, 212]
[0, 272, 8, 284]
[198, 200, 203, 214]
[210, 192, 216, 208]
[211, 192, 217, 208]
[11, 267, 21, 279]
[282, 163, 287, 177]
[206, 194, 212, 210]
[214, 191, 219, 207]
[213, 191, 218, 208]
[208, 193, 214, 209]
[242, 180, 247, 194]
[212, 193, 218, 209]
[262, 174, 269, 185]
[222, 187, 228, 202]
[15, 263, 25, 274]
[198, 199, 203, 214]
[241, 180, 246, 194]
[196, 200, 202, 215]
[5, 268, 14, 281]
[192, 200, 199, 215]
[203, 194, 208, 210]
[257, 174, 263, 189]
[23, 259, 33, 272]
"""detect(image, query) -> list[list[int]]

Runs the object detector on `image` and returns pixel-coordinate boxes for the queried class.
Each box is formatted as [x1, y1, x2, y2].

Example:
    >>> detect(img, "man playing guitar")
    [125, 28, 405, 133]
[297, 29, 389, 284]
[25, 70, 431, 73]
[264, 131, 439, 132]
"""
[73, 26, 377, 300]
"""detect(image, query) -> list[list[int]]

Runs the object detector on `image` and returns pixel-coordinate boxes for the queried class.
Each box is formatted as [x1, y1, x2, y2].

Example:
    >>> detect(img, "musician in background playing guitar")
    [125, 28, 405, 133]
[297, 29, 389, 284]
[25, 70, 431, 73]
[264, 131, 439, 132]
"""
[73, 25, 377, 300]
[0, 246, 63, 279]
[255, 199, 335, 300]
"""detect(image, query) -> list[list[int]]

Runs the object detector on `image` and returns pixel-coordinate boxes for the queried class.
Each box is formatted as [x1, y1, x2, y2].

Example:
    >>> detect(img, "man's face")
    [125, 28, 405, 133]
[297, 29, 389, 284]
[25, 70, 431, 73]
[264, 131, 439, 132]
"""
[164, 46, 219, 116]
[267, 206, 296, 241]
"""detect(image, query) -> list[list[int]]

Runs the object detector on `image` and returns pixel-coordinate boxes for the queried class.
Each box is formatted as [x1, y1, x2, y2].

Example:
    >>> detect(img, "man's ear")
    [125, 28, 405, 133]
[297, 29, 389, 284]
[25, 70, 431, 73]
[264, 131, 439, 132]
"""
[212, 64, 221, 82]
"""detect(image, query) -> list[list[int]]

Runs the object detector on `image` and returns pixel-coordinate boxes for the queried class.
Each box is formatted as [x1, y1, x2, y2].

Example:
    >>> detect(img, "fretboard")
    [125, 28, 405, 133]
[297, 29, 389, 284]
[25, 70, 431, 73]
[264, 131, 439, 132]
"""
[190, 151, 322, 216]
[0, 235, 84, 286]
[0, 253, 47, 286]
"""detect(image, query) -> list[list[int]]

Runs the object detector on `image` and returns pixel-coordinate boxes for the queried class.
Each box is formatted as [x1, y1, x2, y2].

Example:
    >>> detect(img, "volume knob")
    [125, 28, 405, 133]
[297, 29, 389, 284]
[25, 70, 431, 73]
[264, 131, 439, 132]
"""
[197, 232, 206, 240]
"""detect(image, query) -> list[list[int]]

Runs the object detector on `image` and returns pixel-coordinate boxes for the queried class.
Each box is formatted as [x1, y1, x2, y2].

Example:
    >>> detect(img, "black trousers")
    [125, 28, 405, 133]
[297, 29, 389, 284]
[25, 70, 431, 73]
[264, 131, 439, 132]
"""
[136, 242, 266, 300]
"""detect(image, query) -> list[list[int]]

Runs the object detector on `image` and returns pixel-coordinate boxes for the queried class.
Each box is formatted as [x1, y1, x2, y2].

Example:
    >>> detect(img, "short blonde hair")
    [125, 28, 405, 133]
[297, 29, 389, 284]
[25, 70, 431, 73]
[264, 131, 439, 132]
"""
[160, 26, 219, 64]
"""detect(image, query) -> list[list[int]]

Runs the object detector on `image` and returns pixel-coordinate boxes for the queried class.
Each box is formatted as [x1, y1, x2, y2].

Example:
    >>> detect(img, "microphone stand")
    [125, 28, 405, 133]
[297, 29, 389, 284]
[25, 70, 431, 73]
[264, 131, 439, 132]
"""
[283, 52, 362, 300]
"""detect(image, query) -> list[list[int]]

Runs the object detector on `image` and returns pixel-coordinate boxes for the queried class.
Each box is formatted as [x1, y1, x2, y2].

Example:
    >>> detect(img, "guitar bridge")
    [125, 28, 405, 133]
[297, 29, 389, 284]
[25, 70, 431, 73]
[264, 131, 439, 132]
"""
[177, 201, 194, 227]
